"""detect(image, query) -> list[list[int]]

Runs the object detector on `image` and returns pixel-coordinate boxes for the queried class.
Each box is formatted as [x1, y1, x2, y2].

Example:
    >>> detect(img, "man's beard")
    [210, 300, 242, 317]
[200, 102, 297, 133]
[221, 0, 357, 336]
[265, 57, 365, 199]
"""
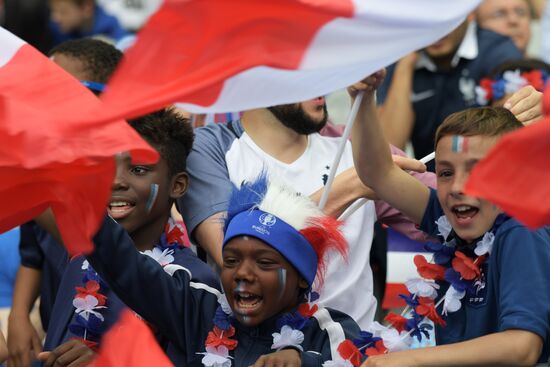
[268, 103, 328, 135]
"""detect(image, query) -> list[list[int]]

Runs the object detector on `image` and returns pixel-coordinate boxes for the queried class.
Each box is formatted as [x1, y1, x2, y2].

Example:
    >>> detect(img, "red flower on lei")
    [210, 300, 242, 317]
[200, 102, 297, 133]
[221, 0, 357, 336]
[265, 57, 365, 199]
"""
[75, 280, 107, 306]
[297, 303, 318, 318]
[414, 255, 446, 281]
[365, 340, 387, 357]
[451, 251, 480, 280]
[523, 70, 544, 91]
[165, 221, 186, 245]
[384, 312, 408, 332]
[478, 78, 494, 100]
[415, 298, 446, 327]
[337, 340, 362, 367]
[205, 325, 238, 350]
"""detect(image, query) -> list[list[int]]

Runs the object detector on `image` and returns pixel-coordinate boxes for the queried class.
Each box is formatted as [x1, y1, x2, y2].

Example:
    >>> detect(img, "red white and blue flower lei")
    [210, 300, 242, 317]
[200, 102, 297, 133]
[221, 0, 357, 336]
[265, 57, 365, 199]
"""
[199, 291, 322, 367]
[320, 215, 502, 366]
[69, 218, 188, 350]
[475, 69, 549, 105]
[196, 214, 501, 366]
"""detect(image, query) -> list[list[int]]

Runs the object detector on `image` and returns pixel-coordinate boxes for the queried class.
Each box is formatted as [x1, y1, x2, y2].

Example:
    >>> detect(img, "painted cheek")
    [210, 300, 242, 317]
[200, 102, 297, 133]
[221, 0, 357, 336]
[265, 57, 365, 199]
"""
[277, 268, 287, 300]
[145, 183, 159, 212]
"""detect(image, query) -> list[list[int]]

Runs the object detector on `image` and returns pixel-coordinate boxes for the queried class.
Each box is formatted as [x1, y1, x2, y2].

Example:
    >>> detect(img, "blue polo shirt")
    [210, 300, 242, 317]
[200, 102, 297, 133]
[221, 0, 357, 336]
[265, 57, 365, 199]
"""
[420, 189, 550, 363]
[377, 26, 522, 162]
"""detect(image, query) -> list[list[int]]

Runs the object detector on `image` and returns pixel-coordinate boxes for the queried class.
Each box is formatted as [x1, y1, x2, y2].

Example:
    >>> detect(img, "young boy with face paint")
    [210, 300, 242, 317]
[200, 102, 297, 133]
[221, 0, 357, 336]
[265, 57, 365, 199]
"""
[351, 71, 550, 366]
[83, 175, 363, 367]
[37, 109, 220, 367]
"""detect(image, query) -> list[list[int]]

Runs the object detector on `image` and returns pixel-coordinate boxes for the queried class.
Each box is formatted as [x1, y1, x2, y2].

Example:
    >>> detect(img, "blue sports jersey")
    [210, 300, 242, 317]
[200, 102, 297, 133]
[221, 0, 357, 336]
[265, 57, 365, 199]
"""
[420, 189, 550, 363]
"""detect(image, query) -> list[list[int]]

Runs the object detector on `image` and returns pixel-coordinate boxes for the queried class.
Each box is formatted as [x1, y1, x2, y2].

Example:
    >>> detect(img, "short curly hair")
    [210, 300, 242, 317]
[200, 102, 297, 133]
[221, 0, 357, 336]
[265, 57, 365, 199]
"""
[48, 38, 122, 84]
[128, 108, 194, 177]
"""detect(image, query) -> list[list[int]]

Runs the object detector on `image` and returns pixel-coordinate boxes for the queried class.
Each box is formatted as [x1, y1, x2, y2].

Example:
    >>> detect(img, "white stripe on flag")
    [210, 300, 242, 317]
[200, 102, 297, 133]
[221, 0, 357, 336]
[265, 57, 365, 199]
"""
[0, 27, 25, 68]
[387, 251, 423, 284]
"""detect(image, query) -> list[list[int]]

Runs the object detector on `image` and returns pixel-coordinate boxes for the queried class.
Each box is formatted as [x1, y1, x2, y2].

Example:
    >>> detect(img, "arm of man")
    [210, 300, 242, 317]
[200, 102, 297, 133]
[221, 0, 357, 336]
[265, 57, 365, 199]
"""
[375, 145, 436, 241]
[377, 54, 417, 150]
[193, 212, 225, 267]
[351, 71, 430, 225]
[362, 329, 542, 367]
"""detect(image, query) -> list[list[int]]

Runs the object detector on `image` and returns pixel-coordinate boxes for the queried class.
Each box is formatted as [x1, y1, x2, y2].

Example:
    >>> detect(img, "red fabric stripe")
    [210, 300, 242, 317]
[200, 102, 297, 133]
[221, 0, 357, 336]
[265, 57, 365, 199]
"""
[0, 42, 157, 254]
[90, 310, 173, 367]
[101, 0, 354, 120]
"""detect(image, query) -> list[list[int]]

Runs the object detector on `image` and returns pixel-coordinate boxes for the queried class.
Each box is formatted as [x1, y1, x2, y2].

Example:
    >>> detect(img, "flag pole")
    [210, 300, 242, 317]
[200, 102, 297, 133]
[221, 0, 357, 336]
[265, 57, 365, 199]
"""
[318, 91, 365, 210]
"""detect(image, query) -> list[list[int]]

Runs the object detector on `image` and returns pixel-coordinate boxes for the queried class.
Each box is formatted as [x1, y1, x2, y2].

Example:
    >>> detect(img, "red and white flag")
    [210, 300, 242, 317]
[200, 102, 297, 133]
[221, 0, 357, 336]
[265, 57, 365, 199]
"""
[465, 87, 550, 228]
[0, 27, 158, 254]
[98, 0, 480, 119]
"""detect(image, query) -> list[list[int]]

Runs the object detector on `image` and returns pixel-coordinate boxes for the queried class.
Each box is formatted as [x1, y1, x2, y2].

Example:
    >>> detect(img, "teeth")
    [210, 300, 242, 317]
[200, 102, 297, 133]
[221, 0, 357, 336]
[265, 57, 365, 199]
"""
[110, 201, 131, 207]
[455, 206, 472, 212]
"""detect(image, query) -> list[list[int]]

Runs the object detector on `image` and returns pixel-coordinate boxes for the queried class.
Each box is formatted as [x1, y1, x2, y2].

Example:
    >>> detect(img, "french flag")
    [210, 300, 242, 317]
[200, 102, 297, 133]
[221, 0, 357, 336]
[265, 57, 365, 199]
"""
[0, 27, 158, 254]
[98, 0, 480, 120]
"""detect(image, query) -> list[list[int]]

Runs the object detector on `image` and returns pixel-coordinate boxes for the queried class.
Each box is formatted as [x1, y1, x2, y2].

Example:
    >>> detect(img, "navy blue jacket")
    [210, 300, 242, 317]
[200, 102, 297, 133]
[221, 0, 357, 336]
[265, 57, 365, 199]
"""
[88, 217, 361, 366]
[45, 230, 219, 366]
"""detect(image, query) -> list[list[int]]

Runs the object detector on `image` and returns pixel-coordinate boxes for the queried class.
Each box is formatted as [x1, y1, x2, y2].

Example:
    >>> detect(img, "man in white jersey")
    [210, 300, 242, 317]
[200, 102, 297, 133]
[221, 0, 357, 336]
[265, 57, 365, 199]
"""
[178, 96, 435, 328]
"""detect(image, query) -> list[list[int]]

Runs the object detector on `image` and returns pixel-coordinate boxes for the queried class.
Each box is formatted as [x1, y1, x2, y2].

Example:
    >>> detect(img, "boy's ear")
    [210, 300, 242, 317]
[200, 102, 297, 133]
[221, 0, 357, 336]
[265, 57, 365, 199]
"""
[298, 278, 309, 290]
[170, 172, 188, 199]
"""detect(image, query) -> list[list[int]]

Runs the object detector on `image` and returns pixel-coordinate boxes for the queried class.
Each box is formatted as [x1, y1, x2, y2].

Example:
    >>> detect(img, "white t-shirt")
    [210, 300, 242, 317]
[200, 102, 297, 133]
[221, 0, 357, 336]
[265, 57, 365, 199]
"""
[180, 120, 378, 328]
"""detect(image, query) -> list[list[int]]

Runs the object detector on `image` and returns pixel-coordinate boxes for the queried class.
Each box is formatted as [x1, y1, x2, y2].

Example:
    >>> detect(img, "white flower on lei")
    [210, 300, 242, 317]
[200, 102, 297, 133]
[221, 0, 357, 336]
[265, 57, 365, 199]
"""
[503, 70, 527, 94]
[199, 346, 232, 367]
[442, 285, 466, 315]
[475, 86, 489, 106]
[322, 359, 354, 367]
[142, 247, 174, 266]
[474, 232, 495, 256]
[218, 294, 233, 316]
[435, 216, 452, 240]
[73, 295, 106, 321]
[405, 278, 440, 299]
[81, 260, 89, 270]
[380, 328, 413, 352]
[368, 321, 390, 338]
[271, 325, 304, 351]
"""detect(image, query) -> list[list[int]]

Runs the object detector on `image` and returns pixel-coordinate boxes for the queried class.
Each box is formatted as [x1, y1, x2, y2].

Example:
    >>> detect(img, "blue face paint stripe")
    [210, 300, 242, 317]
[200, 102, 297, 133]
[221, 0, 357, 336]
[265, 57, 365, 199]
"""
[145, 183, 159, 212]
[277, 268, 287, 300]
[452, 135, 463, 153]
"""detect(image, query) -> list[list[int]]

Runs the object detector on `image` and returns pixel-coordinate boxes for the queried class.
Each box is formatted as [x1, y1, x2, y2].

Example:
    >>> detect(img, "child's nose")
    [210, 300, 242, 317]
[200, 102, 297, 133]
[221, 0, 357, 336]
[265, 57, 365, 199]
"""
[111, 173, 129, 191]
[450, 171, 468, 195]
[234, 259, 255, 281]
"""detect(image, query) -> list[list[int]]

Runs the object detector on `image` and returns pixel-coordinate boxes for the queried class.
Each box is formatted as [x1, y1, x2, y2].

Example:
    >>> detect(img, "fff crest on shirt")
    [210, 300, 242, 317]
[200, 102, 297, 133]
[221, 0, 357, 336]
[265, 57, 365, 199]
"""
[467, 262, 488, 307]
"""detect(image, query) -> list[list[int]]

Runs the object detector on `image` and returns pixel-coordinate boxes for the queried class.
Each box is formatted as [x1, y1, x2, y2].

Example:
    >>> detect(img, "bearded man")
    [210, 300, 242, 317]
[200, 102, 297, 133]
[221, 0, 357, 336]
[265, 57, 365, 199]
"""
[178, 96, 434, 328]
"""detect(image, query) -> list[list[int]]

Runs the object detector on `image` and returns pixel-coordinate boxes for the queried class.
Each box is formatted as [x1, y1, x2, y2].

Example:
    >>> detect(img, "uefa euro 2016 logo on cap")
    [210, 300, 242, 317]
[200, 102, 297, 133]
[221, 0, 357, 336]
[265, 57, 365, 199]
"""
[259, 213, 277, 227]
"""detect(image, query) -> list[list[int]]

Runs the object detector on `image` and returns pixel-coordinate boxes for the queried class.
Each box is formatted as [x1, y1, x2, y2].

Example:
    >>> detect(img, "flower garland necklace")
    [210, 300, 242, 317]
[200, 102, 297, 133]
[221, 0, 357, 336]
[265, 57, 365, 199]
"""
[475, 69, 549, 105]
[322, 215, 504, 367]
[69, 218, 188, 350]
[199, 291, 322, 367]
